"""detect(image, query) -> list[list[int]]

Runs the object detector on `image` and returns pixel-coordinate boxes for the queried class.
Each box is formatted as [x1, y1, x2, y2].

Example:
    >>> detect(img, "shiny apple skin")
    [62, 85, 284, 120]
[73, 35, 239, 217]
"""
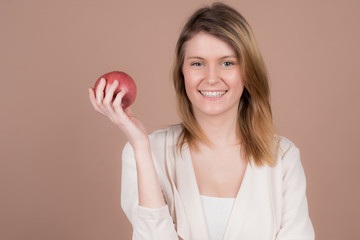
[94, 71, 137, 109]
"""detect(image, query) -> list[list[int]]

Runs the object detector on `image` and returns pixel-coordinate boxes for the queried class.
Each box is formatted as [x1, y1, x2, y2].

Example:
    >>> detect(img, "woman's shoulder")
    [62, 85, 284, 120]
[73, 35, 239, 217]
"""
[272, 135, 305, 175]
[276, 135, 298, 150]
[137, 124, 183, 155]
[148, 123, 183, 143]
[274, 135, 300, 162]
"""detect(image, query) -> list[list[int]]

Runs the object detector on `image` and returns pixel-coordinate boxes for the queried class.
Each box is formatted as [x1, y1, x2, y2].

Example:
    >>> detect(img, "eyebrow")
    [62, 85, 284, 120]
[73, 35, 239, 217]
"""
[185, 55, 237, 60]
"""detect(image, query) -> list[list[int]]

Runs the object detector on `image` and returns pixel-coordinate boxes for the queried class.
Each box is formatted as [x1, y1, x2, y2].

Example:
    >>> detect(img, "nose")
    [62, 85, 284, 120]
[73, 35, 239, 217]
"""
[205, 64, 220, 85]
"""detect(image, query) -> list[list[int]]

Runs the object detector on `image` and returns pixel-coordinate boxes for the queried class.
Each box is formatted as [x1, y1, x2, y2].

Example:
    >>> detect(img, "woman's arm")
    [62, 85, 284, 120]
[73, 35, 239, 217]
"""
[88, 78, 165, 208]
[122, 143, 179, 239]
[275, 145, 315, 240]
[133, 140, 166, 208]
[88, 79, 179, 239]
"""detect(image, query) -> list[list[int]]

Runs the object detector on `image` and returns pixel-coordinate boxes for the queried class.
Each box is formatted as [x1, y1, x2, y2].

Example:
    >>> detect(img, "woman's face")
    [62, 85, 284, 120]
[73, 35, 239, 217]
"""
[182, 32, 244, 118]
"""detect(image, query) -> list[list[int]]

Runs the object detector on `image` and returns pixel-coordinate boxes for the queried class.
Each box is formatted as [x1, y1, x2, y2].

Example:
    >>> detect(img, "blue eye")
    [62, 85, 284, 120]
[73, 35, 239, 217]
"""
[191, 62, 203, 67]
[223, 61, 234, 67]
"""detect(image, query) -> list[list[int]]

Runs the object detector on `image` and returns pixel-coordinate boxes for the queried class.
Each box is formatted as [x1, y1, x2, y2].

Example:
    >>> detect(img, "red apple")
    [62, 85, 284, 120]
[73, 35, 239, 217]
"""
[94, 71, 137, 109]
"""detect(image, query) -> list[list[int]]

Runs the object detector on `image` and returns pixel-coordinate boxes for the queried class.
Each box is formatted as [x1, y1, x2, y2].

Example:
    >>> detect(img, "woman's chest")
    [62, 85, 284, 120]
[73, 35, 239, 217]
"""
[168, 143, 279, 240]
[190, 146, 247, 197]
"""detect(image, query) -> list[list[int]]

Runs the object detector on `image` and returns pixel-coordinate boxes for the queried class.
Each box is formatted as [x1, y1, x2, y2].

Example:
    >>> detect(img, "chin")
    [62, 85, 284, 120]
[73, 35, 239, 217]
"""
[195, 107, 229, 117]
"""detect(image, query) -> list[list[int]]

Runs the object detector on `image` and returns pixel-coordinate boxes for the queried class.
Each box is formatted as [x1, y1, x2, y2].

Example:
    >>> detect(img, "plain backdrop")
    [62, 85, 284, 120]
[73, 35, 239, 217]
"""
[1, 0, 359, 239]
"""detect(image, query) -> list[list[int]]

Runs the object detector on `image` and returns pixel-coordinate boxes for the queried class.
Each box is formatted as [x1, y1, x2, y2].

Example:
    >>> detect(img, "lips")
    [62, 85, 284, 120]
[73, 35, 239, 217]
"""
[199, 90, 228, 98]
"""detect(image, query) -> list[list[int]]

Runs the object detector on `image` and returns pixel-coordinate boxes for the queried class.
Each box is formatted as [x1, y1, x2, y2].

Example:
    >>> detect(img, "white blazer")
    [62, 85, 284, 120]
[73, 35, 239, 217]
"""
[121, 124, 315, 240]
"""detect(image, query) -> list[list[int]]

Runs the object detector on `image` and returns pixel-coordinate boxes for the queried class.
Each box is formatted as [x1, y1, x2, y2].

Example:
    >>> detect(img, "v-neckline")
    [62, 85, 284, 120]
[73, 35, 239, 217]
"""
[183, 142, 251, 239]
[184, 142, 250, 198]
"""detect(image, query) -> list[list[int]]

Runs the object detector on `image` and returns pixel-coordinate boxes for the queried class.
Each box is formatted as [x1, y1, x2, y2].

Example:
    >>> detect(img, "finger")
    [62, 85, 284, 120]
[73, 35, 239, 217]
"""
[103, 80, 119, 104]
[113, 89, 127, 114]
[88, 87, 106, 115]
[103, 81, 119, 116]
[96, 78, 106, 105]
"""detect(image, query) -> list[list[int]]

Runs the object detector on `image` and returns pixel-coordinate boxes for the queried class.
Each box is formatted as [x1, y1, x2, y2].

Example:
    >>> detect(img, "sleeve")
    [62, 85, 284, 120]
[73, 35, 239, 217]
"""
[275, 145, 315, 240]
[120, 142, 179, 240]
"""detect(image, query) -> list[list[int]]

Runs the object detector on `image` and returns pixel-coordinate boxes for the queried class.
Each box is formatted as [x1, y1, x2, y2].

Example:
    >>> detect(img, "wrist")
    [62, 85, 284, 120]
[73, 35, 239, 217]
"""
[131, 138, 150, 152]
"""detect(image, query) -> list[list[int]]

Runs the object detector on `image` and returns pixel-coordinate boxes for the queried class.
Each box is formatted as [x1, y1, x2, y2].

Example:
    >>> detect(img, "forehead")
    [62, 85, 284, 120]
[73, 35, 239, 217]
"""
[184, 32, 236, 58]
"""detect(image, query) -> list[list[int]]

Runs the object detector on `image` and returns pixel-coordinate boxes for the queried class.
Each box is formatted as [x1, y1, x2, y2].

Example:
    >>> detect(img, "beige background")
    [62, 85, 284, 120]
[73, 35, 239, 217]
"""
[1, 0, 359, 239]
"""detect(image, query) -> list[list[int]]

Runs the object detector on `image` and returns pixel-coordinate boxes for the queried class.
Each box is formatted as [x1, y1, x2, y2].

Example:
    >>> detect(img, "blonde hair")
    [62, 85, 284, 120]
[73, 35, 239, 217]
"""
[173, 2, 278, 166]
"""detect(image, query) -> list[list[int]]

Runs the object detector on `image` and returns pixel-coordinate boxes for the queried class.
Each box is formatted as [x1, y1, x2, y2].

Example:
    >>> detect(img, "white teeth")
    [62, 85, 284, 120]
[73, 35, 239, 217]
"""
[199, 90, 227, 97]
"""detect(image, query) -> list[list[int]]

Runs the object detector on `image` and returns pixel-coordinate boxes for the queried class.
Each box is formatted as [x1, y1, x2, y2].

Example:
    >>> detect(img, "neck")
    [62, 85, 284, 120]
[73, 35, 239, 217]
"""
[194, 110, 240, 147]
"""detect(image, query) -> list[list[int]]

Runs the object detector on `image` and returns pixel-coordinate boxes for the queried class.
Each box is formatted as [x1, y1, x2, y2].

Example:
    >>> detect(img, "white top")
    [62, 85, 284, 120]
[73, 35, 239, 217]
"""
[200, 195, 235, 240]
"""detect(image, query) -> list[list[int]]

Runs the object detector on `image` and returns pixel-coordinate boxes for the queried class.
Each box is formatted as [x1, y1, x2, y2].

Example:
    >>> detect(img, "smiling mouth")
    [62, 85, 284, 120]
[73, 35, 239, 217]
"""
[199, 90, 228, 97]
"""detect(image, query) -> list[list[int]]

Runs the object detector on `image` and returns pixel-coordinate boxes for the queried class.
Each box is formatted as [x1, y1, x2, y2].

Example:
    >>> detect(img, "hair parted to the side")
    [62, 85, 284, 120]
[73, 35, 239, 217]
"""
[172, 2, 279, 166]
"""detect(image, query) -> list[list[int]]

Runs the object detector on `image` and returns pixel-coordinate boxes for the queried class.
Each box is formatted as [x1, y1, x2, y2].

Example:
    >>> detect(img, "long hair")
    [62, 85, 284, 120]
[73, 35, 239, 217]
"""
[173, 2, 278, 166]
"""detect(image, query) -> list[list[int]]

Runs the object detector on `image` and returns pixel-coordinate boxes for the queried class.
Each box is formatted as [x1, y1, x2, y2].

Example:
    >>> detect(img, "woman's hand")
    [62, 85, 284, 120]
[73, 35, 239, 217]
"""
[88, 78, 149, 147]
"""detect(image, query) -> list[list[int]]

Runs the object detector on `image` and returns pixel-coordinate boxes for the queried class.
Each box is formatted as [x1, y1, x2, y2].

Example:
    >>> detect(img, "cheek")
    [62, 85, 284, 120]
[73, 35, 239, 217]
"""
[227, 70, 243, 88]
[182, 65, 194, 82]
[184, 78, 196, 100]
[183, 67, 198, 92]
[183, 73, 204, 93]
[183, 78, 199, 106]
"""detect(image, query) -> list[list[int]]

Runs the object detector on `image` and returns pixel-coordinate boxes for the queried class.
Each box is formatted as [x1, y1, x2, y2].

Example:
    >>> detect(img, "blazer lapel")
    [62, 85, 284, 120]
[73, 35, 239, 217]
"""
[222, 161, 251, 239]
[223, 163, 274, 239]
[175, 143, 209, 239]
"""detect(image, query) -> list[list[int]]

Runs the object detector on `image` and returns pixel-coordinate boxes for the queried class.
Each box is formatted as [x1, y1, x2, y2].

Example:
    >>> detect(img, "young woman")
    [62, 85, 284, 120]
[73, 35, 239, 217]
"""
[88, 2, 315, 240]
